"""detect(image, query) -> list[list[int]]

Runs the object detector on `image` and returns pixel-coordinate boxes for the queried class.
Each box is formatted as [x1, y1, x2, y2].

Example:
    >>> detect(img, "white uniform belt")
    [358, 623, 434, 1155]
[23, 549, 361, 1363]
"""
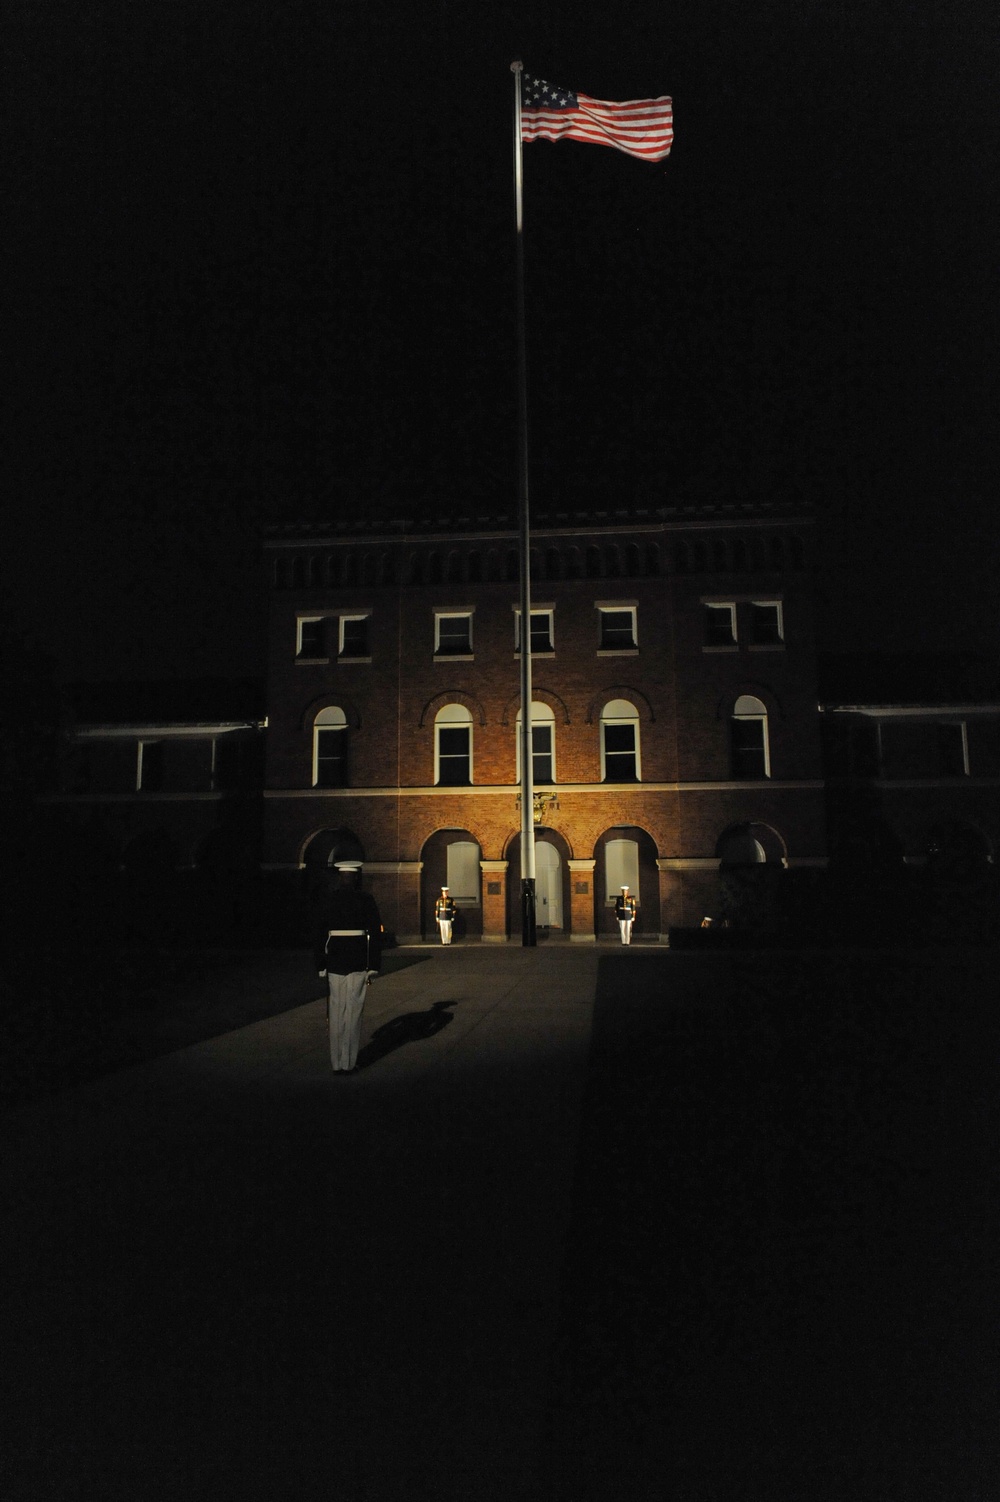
[328, 929, 366, 937]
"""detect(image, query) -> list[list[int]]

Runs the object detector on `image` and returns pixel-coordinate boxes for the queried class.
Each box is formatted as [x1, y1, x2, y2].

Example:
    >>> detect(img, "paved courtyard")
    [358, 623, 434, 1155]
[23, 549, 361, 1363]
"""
[2, 944, 996, 1500]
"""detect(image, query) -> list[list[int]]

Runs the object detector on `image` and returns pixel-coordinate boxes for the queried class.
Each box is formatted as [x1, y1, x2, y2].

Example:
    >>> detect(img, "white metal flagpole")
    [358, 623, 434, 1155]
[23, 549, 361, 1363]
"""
[511, 59, 536, 946]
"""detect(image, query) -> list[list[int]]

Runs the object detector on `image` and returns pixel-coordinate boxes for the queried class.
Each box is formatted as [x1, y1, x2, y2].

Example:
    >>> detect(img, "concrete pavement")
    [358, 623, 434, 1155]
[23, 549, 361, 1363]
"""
[1, 942, 651, 1501]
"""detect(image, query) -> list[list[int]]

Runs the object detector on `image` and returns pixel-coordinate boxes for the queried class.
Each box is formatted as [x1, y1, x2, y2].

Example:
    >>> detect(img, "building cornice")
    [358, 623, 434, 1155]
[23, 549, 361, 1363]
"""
[71, 722, 266, 739]
[263, 780, 824, 798]
[821, 704, 1000, 718]
[263, 504, 815, 550]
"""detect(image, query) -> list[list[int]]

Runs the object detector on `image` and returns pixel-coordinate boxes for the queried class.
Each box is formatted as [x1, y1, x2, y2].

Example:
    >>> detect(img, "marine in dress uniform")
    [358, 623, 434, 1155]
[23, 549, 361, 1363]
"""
[434, 886, 457, 945]
[615, 884, 638, 945]
[313, 861, 383, 1073]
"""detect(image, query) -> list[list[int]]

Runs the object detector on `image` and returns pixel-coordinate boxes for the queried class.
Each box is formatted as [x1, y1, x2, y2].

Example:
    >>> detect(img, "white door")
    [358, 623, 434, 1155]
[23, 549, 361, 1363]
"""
[535, 842, 562, 928]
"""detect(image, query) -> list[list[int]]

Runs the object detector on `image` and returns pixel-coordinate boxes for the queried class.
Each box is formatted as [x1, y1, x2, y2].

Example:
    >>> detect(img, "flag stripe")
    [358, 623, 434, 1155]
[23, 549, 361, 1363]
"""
[521, 81, 673, 162]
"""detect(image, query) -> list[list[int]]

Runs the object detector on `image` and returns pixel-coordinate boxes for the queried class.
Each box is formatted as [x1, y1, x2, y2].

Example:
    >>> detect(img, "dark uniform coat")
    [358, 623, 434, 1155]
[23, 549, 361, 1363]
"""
[312, 887, 383, 976]
[614, 892, 638, 923]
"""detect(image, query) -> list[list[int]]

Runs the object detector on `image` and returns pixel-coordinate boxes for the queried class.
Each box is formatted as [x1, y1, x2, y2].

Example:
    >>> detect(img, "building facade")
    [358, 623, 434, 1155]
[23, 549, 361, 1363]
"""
[43, 679, 266, 878]
[262, 501, 826, 942]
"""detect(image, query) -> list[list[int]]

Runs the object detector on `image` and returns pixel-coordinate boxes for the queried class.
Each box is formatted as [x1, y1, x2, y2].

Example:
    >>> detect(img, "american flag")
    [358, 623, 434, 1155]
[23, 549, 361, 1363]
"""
[521, 74, 673, 162]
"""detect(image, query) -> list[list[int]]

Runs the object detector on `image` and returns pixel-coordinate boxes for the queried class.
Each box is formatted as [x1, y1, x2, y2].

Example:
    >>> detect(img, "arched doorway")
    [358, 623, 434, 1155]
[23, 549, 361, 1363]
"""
[535, 840, 563, 929]
[420, 829, 483, 940]
[715, 821, 786, 930]
[506, 828, 572, 938]
[593, 826, 660, 939]
[302, 827, 366, 907]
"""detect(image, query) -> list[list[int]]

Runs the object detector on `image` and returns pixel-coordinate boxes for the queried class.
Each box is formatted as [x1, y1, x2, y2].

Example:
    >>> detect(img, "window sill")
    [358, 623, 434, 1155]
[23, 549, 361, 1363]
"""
[749, 642, 785, 652]
[702, 643, 738, 653]
[514, 650, 555, 658]
[434, 653, 474, 662]
[597, 648, 638, 657]
[337, 655, 372, 665]
[296, 656, 330, 665]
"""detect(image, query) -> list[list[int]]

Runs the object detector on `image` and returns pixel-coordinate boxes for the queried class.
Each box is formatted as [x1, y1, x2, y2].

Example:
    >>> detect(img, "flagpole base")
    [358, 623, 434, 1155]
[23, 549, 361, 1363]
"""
[521, 879, 537, 947]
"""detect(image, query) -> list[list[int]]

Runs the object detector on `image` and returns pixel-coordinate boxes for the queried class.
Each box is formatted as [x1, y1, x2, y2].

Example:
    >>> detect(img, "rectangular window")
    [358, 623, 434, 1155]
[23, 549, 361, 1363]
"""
[435, 613, 473, 656]
[446, 841, 481, 905]
[437, 727, 471, 785]
[212, 737, 244, 792]
[515, 610, 554, 653]
[315, 728, 348, 788]
[605, 838, 640, 903]
[731, 718, 769, 779]
[704, 603, 737, 647]
[137, 740, 165, 792]
[532, 724, 554, 784]
[297, 617, 326, 658]
[937, 721, 969, 777]
[339, 616, 370, 658]
[750, 601, 784, 645]
[603, 723, 637, 781]
[598, 607, 637, 651]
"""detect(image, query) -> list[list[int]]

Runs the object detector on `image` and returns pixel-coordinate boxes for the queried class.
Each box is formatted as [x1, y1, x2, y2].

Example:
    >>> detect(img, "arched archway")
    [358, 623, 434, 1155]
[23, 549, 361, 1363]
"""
[593, 825, 660, 939]
[420, 829, 483, 940]
[505, 826, 573, 939]
[716, 821, 786, 865]
[302, 826, 367, 912]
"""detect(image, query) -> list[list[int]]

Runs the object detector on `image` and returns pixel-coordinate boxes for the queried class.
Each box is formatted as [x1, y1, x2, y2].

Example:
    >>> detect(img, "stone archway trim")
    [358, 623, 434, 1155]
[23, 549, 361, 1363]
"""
[584, 686, 656, 725]
[418, 690, 488, 728]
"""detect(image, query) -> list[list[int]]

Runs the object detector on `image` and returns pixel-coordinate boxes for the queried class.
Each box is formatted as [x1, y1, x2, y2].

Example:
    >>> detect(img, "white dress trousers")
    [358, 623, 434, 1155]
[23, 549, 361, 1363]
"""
[327, 970, 368, 1071]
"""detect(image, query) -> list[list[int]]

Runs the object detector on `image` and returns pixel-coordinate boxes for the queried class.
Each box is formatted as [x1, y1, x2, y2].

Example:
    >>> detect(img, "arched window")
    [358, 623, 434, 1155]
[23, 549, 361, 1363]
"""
[435, 703, 473, 785]
[313, 706, 348, 788]
[600, 699, 640, 782]
[515, 702, 556, 785]
[731, 695, 770, 779]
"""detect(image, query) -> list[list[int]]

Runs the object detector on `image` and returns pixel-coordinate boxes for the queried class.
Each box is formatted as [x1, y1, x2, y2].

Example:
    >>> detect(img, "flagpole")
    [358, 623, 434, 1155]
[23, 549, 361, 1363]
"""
[511, 60, 536, 947]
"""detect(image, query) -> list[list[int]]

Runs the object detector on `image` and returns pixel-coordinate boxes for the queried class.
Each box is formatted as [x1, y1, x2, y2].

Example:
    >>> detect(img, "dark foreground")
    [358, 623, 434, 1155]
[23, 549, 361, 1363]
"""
[548, 949, 999, 1500]
[2, 948, 997, 1501]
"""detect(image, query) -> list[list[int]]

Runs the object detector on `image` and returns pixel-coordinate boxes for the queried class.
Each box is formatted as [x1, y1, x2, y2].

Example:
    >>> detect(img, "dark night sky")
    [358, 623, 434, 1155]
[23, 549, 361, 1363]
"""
[7, 0, 999, 684]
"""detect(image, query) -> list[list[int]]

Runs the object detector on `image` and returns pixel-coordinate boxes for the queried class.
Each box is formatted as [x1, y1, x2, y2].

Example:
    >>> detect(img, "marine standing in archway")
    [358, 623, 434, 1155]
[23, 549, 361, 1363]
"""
[615, 884, 638, 945]
[435, 885, 456, 944]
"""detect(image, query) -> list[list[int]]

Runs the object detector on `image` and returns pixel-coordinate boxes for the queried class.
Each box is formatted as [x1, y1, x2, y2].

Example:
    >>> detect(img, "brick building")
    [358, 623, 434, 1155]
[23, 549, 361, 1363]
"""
[262, 501, 827, 942]
[819, 654, 1000, 874]
[43, 680, 266, 876]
